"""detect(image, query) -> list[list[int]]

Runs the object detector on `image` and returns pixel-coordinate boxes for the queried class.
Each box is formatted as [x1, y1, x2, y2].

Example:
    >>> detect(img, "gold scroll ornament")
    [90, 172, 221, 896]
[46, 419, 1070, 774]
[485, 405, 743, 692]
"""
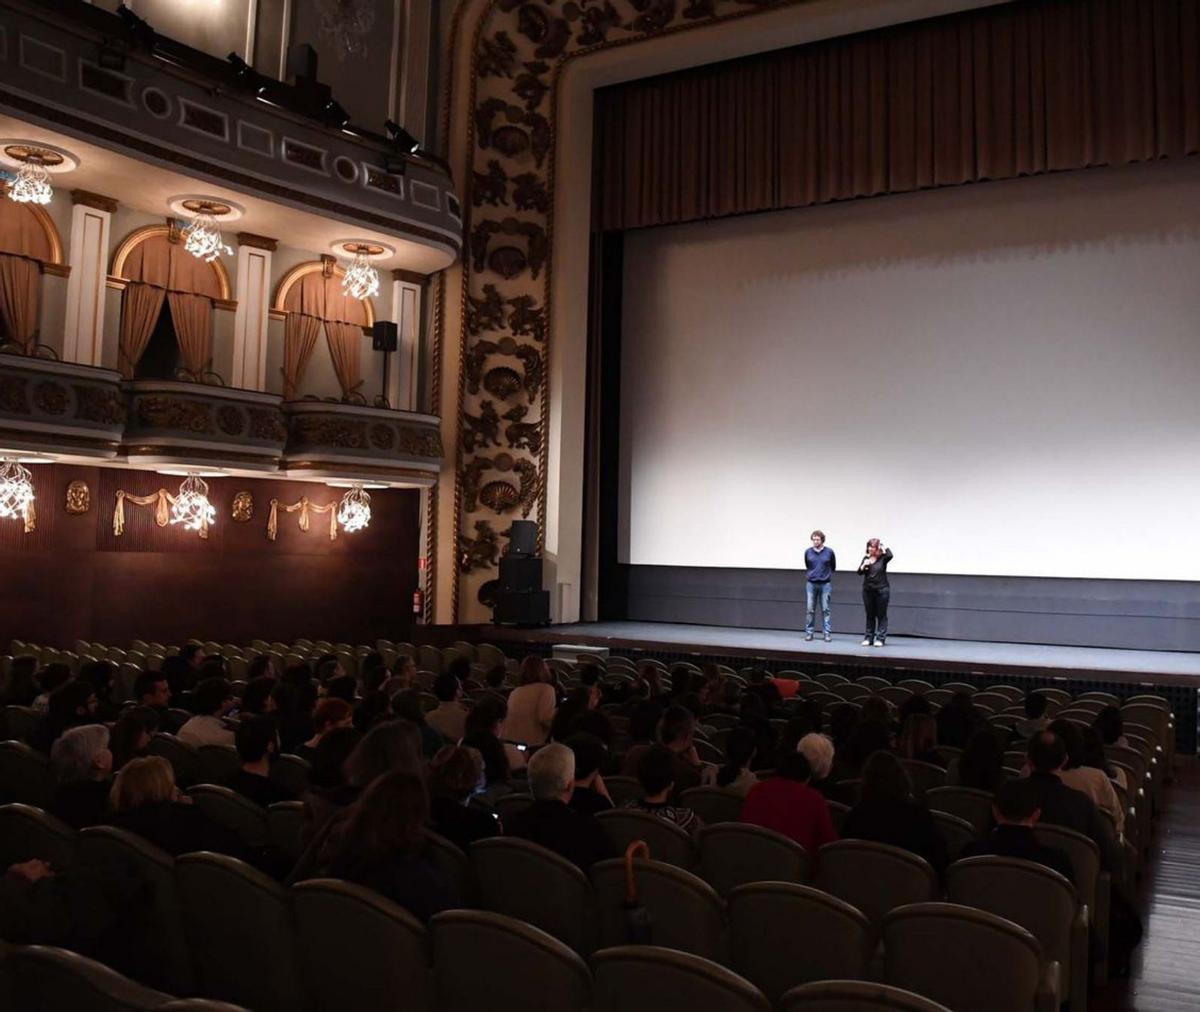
[266, 497, 339, 542]
[112, 489, 210, 539]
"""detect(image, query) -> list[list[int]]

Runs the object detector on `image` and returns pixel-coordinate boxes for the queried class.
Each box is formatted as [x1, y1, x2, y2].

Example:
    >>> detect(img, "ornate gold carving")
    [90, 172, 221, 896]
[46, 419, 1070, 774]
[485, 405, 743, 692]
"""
[370, 422, 396, 450]
[216, 405, 245, 436]
[135, 395, 213, 434]
[72, 385, 125, 426]
[459, 519, 502, 572]
[0, 374, 30, 414]
[502, 403, 541, 453]
[247, 407, 287, 442]
[65, 480, 90, 515]
[231, 490, 254, 522]
[461, 400, 501, 452]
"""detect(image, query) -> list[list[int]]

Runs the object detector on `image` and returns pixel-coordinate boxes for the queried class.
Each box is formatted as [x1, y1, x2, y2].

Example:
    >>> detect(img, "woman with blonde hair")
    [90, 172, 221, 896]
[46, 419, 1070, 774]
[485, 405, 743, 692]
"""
[502, 655, 557, 746]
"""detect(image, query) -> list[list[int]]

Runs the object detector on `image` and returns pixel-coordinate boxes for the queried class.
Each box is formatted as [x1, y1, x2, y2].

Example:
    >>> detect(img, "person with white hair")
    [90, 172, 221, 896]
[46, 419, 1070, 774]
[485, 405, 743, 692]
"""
[505, 742, 615, 871]
[797, 732, 836, 791]
[49, 724, 113, 829]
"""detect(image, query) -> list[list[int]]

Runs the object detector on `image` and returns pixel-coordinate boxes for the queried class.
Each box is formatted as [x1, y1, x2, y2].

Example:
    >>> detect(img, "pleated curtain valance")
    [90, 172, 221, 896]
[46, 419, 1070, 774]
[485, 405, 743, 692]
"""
[593, 0, 1200, 231]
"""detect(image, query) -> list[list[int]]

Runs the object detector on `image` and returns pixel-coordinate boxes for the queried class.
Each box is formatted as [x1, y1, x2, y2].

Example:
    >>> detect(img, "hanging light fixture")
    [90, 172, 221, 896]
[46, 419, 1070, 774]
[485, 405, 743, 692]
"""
[179, 198, 235, 263]
[334, 240, 392, 302]
[169, 473, 217, 531]
[337, 484, 372, 533]
[2, 142, 76, 205]
[0, 457, 35, 521]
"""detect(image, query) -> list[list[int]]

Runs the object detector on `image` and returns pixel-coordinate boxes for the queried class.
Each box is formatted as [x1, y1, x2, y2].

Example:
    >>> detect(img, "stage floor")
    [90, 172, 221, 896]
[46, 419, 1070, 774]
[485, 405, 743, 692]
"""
[488, 621, 1200, 681]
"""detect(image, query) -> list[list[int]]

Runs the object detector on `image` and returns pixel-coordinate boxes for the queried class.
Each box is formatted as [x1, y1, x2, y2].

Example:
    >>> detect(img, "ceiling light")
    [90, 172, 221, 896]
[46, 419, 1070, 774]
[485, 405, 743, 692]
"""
[334, 239, 392, 302]
[0, 458, 35, 522]
[3, 144, 68, 205]
[180, 199, 235, 263]
[337, 484, 371, 533]
[169, 473, 216, 531]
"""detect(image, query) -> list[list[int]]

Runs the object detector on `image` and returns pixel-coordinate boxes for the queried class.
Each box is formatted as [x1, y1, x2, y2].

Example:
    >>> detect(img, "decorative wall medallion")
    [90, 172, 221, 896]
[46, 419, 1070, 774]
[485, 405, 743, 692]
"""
[136, 395, 212, 434]
[216, 405, 245, 436]
[483, 366, 522, 399]
[72, 385, 125, 425]
[370, 422, 396, 450]
[479, 480, 520, 513]
[247, 407, 287, 442]
[502, 403, 541, 453]
[33, 380, 68, 415]
[231, 490, 254, 523]
[64, 480, 90, 514]
[461, 400, 501, 452]
[0, 374, 30, 414]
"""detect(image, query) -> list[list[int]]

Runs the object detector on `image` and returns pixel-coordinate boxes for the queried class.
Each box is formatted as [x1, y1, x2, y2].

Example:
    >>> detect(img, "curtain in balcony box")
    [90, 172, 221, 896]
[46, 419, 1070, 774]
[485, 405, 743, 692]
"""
[167, 291, 213, 380]
[324, 319, 365, 401]
[282, 311, 323, 401]
[0, 254, 39, 354]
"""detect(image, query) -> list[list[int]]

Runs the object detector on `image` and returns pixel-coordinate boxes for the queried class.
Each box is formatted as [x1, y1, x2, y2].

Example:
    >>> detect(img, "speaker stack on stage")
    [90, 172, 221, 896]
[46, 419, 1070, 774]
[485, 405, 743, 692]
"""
[494, 520, 550, 626]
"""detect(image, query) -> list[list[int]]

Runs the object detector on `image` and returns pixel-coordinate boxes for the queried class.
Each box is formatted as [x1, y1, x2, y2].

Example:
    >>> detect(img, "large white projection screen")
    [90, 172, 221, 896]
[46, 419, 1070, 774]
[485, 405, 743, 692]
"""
[618, 158, 1200, 580]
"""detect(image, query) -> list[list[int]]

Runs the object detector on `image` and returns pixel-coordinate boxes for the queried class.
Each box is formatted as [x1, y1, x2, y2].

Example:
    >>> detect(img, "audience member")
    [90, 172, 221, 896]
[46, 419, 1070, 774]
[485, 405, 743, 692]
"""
[247, 655, 277, 681]
[177, 677, 235, 748]
[353, 690, 393, 733]
[238, 675, 278, 716]
[49, 724, 113, 829]
[842, 751, 945, 871]
[566, 731, 613, 815]
[624, 745, 703, 833]
[381, 655, 419, 696]
[960, 777, 1074, 881]
[481, 663, 507, 691]
[621, 705, 707, 796]
[228, 716, 291, 808]
[860, 696, 892, 728]
[78, 661, 119, 721]
[1094, 706, 1130, 750]
[109, 706, 160, 771]
[740, 747, 838, 854]
[1015, 691, 1050, 739]
[952, 728, 1006, 793]
[31, 662, 73, 712]
[745, 667, 782, 711]
[426, 672, 469, 741]
[1024, 731, 1120, 873]
[109, 756, 241, 857]
[551, 684, 612, 745]
[324, 674, 357, 704]
[134, 670, 171, 712]
[295, 698, 353, 760]
[1081, 725, 1127, 793]
[300, 725, 362, 847]
[503, 656, 557, 745]
[797, 733, 837, 795]
[506, 743, 614, 871]
[159, 656, 192, 699]
[392, 689, 446, 757]
[840, 719, 892, 779]
[33, 678, 99, 753]
[897, 713, 943, 767]
[316, 771, 457, 922]
[0, 654, 39, 706]
[272, 677, 317, 752]
[314, 655, 343, 684]
[937, 692, 984, 749]
[715, 727, 759, 797]
[1049, 718, 1124, 832]
[428, 744, 500, 850]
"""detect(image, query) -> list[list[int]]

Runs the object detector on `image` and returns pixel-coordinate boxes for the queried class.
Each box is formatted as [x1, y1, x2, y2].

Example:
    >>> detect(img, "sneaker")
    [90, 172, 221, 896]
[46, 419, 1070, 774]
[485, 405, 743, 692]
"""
[873, 639, 885, 648]
[804, 633, 814, 642]
[824, 634, 832, 643]
[860, 638, 872, 647]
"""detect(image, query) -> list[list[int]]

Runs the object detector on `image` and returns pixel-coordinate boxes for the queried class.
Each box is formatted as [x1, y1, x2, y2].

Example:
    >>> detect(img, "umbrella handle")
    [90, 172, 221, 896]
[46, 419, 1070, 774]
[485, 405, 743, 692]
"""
[624, 840, 649, 904]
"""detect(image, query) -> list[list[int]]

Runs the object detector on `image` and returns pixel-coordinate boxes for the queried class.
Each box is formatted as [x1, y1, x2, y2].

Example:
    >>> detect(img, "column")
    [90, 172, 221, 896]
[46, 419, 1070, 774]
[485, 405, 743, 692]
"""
[390, 269, 424, 411]
[231, 233, 276, 390]
[62, 190, 115, 367]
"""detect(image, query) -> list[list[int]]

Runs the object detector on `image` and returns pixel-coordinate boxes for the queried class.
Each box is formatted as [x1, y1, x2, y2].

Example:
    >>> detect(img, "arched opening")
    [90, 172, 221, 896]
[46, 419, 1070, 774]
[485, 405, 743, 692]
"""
[0, 193, 64, 355]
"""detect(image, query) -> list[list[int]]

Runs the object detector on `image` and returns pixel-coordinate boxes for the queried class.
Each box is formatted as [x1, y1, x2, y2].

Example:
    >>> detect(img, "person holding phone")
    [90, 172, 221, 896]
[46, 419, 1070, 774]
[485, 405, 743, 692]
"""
[804, 530, 836, 642]
[857, 538, 893, 647]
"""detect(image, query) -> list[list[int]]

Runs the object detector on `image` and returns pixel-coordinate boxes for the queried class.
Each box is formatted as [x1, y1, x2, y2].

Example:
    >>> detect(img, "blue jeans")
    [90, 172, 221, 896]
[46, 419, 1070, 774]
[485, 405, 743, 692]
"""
[806, 580, 832, 635]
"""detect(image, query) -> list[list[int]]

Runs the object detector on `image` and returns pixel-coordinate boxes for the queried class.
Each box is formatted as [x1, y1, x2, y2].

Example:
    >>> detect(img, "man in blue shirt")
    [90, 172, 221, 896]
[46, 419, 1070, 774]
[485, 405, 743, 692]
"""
[804, 530, 836, 642]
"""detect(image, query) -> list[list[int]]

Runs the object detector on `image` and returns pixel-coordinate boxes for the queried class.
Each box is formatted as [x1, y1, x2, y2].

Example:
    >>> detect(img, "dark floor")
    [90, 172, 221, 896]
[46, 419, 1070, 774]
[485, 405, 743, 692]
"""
[1094, 759, 1200, 1012]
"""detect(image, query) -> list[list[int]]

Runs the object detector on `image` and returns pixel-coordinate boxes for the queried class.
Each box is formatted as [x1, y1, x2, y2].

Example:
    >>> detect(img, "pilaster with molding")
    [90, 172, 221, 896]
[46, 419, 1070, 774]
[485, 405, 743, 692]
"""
[62, 190, 115, 368]
[231, 232, 277, 391]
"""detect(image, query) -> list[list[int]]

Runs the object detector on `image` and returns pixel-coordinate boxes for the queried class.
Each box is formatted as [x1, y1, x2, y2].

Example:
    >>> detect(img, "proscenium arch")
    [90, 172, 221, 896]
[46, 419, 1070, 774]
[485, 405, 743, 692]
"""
[271, 259, 377, 328]
[110, 224, 232, 301]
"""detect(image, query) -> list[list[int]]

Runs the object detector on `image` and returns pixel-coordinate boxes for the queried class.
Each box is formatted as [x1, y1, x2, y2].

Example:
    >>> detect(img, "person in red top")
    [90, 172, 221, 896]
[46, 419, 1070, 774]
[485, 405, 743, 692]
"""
[739, 746, 838, 855]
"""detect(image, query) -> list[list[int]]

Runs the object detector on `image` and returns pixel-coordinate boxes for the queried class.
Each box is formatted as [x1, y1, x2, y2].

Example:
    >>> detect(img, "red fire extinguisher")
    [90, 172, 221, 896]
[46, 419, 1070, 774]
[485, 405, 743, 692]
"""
[412, 589, 423, 616]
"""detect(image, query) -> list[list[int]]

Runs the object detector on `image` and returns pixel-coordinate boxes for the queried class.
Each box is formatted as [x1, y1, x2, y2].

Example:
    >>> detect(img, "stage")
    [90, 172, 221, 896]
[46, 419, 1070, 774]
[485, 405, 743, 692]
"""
[479, 620, 1200, 750]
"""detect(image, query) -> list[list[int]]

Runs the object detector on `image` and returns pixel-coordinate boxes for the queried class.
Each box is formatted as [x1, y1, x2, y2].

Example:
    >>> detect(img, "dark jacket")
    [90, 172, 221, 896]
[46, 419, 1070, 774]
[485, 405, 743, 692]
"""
[1024, 771, 1120, 873]
[109, 801, 245, 858]
[50, 780, 112, 830]
[842, 798, 947, 871]
[569, 785, 614, 816]
[960, 825, 1075, 883]
[430, 795, 502, 852]
[506, 799, 615, 871]
[323, 852, 457, 923]
[227, 769, 293, 809]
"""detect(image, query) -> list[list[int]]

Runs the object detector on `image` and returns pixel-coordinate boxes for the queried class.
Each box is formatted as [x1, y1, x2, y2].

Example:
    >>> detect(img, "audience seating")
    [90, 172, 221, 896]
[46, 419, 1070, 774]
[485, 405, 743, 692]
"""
[270, 755, 310, 799]
[596, 809, 695, 870]
[883, 903, 1060, 1012]
[186, 786, 268, 850]
[0, 802, 76, 871]
[592, 945, 770, 1012]
[292, 878, 433, 1012]
[929, 811, 978, 863]
[947, 855, 1088, 1012]
[267, 802, 305, 867]
[590, 857, 724, 961]
[779, 980, 953, 1011]
[175, 853, 306, 1012]
[1032, 823, 1109, 985]
[680, 785, 744, 824]
[146, 736, 199, 788]
[603, 776, 644, 807]
[195, 747, 239, 787]
[728, 883, 872, 1003]
[425, 830, 474, 904]
[815, 841, 938, 931]
[470, 837, 596, 955]
[0, 741, 55, 809]
[7, 944, 172, 1012]
[3, 705, 43, 744]
[897, 760, 945, 801]
[925, 786, 993, 836]
[431, 910, 591, 1012]
[698, 823, 809, 896]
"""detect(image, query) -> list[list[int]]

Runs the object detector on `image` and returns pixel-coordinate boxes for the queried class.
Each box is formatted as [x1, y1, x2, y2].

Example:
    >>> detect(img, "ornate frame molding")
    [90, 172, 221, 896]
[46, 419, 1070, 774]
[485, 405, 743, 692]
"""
[110, 223, 233, 302]
[270, 259, 378, 328]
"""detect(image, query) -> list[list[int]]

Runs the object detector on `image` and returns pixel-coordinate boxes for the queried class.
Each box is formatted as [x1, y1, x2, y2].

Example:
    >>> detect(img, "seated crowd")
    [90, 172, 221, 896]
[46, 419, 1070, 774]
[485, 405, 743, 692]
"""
[0, 643, 1158, 1001]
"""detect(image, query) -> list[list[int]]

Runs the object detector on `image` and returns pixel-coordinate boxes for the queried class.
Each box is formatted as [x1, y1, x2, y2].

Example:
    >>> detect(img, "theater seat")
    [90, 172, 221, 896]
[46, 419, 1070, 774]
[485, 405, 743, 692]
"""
[0, 741, 55, 808]
[431, 910, 590, 1012]
[187, 785, 269, 850]
[8, 944, 171, 1012]
[591, 945, 769, 1012]
[0, 802, 76, 870]
[698, 823, 809, 895]
[596, 809, 696, 870]
[815, 841, 937, 930]
[293, 878, 433, 1012]
[680, 786, 744, 825]
[779, 980, 953, 1011]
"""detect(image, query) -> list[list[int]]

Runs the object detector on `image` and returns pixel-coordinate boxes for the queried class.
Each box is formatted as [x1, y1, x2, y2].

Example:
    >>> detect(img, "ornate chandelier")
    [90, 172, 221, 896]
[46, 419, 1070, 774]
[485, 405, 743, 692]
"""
[0, 458, 35, 521]
[341, 243, 382, 301]
[169, 473, 217, 531]
[3, 144, 69, 205]
[337, 484, 371, 533]
[180, 199, 235, 263]
[9, 160, 53, 204]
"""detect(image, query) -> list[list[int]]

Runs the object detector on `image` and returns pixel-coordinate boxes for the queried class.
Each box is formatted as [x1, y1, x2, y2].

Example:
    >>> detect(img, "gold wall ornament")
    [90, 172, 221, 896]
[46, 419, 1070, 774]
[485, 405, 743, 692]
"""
[112, 488, 209, 539]
[266, 497, 339, 541]
[64, 480, 90, 514]
[231, 490, 254, 523]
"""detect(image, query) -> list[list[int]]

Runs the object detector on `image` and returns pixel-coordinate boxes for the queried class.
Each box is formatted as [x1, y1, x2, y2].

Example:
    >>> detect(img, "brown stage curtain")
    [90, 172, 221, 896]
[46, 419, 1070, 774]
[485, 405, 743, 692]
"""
[168, 291, 214, 380]
[0, 254, 40, 354]
[282, 311, 323, 400]
[594, 0, 1200, 230]
[324, 319, 364, 400]
[117, 282, 166, 378]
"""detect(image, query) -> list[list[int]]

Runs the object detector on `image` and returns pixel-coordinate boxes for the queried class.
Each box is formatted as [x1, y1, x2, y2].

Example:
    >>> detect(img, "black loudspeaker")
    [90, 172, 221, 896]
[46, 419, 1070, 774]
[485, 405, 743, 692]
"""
[508, 520, 538, 556]
[494, 589, 550, 626]
[372, 320, 398, 352]
[500, 555, 542, 593]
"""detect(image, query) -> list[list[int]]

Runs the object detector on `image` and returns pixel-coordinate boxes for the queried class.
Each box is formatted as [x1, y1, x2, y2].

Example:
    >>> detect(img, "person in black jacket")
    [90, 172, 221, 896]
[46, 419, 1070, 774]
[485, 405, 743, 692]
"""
[428, 744, 501, 850]
[842, 749, 946, 872]
[857, 538, 894, 647]
[960, 777, 1074, 882]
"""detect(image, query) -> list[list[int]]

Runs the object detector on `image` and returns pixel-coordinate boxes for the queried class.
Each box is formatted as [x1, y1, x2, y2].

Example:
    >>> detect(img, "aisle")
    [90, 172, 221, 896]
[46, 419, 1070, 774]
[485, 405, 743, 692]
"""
[1096, 759, 1200, 1011]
